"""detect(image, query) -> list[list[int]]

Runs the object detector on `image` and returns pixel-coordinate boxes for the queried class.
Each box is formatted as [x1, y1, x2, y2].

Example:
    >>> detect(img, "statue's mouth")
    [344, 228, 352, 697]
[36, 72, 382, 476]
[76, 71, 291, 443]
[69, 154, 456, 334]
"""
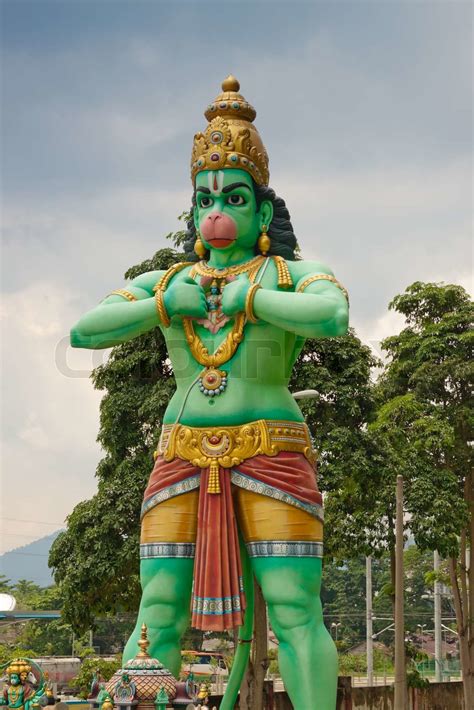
[206, 236, 236, 249]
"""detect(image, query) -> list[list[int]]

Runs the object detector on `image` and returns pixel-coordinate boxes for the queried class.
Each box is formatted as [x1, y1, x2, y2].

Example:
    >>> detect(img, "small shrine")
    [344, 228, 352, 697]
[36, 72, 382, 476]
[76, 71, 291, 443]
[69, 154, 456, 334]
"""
[105, 625, 177, 710]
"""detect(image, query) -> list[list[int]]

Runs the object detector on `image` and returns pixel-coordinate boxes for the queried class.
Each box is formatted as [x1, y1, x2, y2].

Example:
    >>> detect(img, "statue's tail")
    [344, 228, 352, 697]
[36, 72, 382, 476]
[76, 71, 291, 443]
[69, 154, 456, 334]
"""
[220, 541, 254, 710]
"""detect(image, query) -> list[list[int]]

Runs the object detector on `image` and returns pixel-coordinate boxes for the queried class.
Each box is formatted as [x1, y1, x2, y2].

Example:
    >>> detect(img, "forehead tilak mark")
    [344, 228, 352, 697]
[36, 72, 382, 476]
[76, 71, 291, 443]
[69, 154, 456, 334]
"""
[208, 170, 224, 196]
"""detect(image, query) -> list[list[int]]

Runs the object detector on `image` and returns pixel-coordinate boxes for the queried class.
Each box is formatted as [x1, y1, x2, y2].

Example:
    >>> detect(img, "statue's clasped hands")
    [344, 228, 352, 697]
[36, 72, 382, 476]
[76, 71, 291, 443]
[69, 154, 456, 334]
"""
[163, 273, 253, 321]
[221, 274, 252, 316]
[164, 277, 208, 320]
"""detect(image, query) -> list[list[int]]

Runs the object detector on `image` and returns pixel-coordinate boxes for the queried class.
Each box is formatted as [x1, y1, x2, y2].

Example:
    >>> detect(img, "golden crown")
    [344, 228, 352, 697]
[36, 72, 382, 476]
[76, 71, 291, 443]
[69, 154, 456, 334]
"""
[6, 659, 32, 677]
[191, 76, 269, 186]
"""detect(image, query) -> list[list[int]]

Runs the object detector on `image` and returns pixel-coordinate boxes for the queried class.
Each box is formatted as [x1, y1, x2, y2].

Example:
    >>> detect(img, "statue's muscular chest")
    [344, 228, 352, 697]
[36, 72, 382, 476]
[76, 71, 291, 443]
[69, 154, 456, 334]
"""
[165, 318, 297, 379]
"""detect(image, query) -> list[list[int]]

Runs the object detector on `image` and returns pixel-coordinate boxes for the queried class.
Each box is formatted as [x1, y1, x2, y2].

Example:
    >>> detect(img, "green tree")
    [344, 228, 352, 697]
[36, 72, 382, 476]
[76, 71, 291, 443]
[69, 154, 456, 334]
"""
[1, 582, 76, 657]
[12, 580, 44, 609]
[289, 331, 380, 558]
[71, 655, 122, 698]
[321, 548, 435, 652]
[321, 557, 370, 648]
[317, 281, 472, 700]
[378, 281, 473, 706]
[0, 575, 12, 592]
[0, 644, 38, 664]
[14, 584, 73, 656]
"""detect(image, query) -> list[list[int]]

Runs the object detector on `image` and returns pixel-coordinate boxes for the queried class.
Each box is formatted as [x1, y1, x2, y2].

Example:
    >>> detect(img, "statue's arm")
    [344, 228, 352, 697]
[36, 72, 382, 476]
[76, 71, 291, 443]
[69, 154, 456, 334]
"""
[253, 261, 349, 338]
[70, 270, 166, 349]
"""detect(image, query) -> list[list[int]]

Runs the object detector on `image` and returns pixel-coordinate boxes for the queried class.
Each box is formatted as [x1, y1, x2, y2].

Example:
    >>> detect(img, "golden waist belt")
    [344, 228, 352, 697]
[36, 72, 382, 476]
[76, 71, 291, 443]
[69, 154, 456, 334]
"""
[157, 420, 316, 493]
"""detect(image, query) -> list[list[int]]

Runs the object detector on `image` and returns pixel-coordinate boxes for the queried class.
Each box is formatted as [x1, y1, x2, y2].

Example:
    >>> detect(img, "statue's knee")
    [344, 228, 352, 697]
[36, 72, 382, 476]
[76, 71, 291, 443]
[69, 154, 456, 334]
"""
[261, 575, 321, 635]
[139, 566, 191, 637]
[268, 598, 314, 635]
[141, 592, 189, 638]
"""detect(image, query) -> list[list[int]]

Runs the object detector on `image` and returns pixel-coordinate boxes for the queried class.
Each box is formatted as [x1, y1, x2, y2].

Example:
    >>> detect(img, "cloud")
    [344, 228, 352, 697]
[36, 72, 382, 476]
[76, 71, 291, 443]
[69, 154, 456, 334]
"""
[0, 282, 103, 553]
[1, 185, 189, 298]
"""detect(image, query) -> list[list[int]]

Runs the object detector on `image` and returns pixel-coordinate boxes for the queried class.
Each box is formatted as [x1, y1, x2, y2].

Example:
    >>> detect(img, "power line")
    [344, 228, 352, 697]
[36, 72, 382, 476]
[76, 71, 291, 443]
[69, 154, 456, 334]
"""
[1, 517, 65, 526]
[0, 551, 49, 557]
[1, 531, 60, 539]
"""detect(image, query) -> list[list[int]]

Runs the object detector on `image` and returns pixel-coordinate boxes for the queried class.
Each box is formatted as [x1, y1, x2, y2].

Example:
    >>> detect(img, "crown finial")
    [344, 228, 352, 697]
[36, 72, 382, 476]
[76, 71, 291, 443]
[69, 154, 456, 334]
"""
[193, 77, 269, 185]
[222, 75, 240, 92]
[137, 623, 150, 657]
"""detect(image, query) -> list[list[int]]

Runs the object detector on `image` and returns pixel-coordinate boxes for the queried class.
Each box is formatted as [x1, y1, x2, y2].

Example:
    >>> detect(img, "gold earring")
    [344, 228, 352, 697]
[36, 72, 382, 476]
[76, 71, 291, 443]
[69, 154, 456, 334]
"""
[194, 231, 206, 259]
[258, 225, 271, 255]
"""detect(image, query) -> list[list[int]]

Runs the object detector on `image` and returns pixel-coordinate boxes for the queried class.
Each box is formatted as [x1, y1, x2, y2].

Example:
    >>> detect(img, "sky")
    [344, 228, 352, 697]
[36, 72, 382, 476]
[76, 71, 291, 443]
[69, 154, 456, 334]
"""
[1, 0, 472, 561]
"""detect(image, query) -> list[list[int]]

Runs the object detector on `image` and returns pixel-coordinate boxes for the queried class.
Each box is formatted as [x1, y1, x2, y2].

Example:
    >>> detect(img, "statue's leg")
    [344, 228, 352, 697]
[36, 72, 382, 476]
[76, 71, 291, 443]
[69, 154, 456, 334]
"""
[234, 487, 338, 710]
[253, 556, 337, 709]
[123, 557, 193, 674]
[123, 490, 198, 676]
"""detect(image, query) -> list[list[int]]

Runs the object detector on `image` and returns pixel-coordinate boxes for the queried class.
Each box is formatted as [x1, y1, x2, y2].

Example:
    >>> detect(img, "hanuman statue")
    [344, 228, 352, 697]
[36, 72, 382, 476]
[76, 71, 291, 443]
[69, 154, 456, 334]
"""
[72, 76, 348, 709]
[0, 660, 45, 710]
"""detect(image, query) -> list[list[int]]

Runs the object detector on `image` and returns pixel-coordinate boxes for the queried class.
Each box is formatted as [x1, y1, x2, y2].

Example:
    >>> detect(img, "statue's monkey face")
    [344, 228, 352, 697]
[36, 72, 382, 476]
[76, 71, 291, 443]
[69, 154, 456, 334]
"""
[194, 169, 272, 252]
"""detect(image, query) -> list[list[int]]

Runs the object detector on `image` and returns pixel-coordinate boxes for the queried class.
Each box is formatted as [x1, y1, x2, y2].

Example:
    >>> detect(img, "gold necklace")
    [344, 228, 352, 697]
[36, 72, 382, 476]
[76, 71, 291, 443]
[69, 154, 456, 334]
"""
[9, 687, 22, 701]
[183, 312, 246, 369]
[156, 257, 265, 397]
[184, 259, 264, 396]
[189, 254, 265, 281]
[183, 313, 246, 396]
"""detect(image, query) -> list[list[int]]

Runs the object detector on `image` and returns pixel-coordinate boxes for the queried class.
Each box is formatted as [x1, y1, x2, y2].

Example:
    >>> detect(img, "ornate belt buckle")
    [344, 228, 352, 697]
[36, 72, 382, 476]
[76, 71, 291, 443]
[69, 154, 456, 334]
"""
[200, 430, 231, 458]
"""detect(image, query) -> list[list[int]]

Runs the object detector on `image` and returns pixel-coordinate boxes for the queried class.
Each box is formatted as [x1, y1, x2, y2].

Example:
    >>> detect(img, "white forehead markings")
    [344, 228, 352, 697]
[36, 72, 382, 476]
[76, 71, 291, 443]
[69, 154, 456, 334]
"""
[208, 170, 224, 196]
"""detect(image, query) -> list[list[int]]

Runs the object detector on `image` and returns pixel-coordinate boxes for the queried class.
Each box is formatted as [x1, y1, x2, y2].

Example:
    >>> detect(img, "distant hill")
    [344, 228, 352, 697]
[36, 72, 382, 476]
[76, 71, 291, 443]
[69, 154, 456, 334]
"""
[0, 531, 63, 586]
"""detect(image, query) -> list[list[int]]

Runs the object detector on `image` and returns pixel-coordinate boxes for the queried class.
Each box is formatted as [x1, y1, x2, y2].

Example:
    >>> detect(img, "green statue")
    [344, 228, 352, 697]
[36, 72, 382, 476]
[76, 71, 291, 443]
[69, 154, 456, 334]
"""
[71, 76, 348, 709]
[0, 660, 44, 710]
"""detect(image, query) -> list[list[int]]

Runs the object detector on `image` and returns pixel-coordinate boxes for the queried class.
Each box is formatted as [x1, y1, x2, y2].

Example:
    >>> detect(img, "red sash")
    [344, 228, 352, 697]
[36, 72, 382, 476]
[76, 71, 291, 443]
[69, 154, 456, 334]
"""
[142, 452, 322, 631]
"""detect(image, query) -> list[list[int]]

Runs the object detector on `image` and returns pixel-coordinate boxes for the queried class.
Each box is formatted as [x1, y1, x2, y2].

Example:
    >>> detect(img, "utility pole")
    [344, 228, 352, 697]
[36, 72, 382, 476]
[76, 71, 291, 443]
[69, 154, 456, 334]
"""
[394, 475, 406, 710]
[366, 556, 373, 686]
[434, 550, 442, 682]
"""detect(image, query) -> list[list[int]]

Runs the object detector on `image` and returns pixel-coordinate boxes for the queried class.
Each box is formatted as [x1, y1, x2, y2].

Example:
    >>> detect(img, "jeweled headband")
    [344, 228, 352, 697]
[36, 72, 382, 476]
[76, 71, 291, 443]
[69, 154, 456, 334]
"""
[191, 75, 270, 186]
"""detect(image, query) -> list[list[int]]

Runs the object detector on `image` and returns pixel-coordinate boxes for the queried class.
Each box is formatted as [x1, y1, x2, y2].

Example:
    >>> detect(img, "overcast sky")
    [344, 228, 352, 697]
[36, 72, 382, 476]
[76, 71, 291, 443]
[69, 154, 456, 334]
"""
[1, 0, 472, 559]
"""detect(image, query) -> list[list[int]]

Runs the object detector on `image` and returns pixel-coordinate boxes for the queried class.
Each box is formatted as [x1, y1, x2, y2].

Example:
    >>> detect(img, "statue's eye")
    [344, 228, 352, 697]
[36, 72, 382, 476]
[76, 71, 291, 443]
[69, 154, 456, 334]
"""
[200, 197, 213, 208]
[227, 194, 245, 205]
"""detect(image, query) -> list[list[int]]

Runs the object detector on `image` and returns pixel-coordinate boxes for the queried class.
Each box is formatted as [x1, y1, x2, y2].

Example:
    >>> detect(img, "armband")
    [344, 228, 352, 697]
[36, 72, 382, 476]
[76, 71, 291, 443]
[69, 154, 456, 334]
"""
[296, 274, 349, 303]
[108, 289, 137, 302]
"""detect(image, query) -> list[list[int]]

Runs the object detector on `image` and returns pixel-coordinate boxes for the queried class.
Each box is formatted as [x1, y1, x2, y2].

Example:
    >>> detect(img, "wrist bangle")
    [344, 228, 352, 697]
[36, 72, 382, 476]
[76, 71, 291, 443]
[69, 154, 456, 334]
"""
[155, 289, 171, 327]
[245, 283, 262, 323]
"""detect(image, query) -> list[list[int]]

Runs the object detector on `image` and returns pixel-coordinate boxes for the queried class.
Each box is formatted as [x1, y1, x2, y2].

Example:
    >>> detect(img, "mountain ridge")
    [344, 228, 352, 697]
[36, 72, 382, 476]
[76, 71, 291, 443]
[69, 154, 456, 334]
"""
[0, 531, 63, 586]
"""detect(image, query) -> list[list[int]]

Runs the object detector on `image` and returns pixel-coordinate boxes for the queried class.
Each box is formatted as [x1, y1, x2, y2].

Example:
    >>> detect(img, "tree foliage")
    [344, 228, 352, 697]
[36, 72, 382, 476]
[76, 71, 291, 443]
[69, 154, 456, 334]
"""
[71, 655, 122, 699]
[378, 281, 473, 706]
[323, 282, 472, 563]
[0, 578, 79, 659]
[290, 331, 380, 557]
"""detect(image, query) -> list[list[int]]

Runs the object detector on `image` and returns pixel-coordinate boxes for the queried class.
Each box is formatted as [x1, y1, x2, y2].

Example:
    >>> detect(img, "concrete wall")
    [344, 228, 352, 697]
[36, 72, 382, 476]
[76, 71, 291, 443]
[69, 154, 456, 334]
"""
[351, 682, 464, 710]
[209, 679, 465, 709]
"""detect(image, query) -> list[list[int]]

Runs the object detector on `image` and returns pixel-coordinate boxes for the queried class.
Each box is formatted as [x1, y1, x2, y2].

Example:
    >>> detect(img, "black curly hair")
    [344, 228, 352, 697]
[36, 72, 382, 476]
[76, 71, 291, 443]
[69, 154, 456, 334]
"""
[181, 179, 299, 261]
